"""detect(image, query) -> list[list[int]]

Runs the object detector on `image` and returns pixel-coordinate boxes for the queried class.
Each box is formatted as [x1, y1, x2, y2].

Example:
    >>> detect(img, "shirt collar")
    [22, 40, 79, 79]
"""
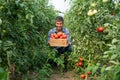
[54, 27, 65, 33]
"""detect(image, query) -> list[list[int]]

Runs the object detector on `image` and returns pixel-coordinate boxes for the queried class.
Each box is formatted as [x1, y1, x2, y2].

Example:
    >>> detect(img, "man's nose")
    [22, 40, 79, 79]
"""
[58, 24, 62, 26]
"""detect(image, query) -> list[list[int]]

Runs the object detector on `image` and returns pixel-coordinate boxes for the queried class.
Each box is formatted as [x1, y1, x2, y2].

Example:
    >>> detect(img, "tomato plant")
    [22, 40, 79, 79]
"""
[0, 0, 57, 79]
[65, 0, 120, 79]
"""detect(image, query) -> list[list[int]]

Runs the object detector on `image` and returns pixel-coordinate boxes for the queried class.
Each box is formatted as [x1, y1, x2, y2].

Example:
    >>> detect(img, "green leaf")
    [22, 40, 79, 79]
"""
[0, 67, 7, 80]
[0, 68, 4, 73]
[112, 38, 119, 44]
[85, 66, 92, 72]
[96, 62, 100, 66]
[109, 61, 120, 65]
[0, 72, 7, 80]
[111, 54, 118, 60]
[92, 65, 99, 74]
[0, 58, 2, 63]
[105, 66, 113, 70]
[110, 45, 116, 50]
[101, 67, 105, 74]
[0, 6, 3, 10]
[103, 55, 109, 58]
[104, 51, 112, 54]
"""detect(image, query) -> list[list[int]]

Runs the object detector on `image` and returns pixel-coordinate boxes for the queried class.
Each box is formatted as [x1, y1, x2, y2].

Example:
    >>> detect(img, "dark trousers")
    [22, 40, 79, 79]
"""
[50, 45, 72, 70]
[56, 45, 72, 55]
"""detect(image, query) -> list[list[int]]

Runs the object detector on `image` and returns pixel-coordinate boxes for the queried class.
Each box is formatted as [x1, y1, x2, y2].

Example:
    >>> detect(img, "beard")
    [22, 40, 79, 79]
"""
[56, 26, 62, 31]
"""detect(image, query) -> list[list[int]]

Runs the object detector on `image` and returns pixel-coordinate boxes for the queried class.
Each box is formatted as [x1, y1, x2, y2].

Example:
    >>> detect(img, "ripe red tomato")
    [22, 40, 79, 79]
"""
[59, 36, 63, 39]
[80, 74, 86, 79]
[50, 34, 55, 39]
[54, 33, 58, 39]
[87, 71, 91, 75]
[57, 32, 63, 38]
[62, 34, 67, 39]
[96, 26, 104, 32]
[59, 33, 67, 39]
[78, 62, 82, 66]
[79, 58, 84, 62]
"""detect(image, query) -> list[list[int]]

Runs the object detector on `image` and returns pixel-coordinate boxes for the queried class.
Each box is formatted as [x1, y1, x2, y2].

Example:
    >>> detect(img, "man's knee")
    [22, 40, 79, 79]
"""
[67, 45, 72, 52]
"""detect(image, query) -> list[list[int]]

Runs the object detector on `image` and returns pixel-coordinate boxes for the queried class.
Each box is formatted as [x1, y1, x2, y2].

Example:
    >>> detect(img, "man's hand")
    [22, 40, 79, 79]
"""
[65, 42, 69, 47]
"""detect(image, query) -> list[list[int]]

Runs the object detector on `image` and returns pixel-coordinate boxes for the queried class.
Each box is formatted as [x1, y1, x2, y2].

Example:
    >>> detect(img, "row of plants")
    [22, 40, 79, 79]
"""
[65, 0, 120, 80]
[0, 0, 57, 79]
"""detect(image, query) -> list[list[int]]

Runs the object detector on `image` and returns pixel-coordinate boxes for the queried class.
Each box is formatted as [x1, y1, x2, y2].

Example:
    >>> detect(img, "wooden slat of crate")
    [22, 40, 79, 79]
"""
[49, 39, 67, 47]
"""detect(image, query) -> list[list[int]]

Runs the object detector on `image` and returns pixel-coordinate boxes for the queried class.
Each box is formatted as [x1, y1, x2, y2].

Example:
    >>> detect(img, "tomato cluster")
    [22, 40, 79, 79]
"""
[76, 58, 84, 67]
[50, 32, 67, 39]
[76, 58, 92, 79]
[80, 71, 92, 79]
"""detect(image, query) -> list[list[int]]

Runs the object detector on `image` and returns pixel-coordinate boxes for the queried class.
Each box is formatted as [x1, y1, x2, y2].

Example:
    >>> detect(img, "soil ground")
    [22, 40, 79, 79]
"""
[48, 68, 78, 80]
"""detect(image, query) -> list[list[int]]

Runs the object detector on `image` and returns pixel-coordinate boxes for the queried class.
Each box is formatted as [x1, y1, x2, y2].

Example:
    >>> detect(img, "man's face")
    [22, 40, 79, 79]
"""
[55, 21, 63, 31]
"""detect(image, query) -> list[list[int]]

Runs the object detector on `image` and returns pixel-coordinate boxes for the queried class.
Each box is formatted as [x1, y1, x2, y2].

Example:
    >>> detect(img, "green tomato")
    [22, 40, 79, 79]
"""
[2, 30, 6, 33]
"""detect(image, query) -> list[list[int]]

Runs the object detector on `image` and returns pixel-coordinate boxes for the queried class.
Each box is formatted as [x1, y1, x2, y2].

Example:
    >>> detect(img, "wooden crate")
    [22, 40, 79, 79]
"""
[49, 38, 68, 47]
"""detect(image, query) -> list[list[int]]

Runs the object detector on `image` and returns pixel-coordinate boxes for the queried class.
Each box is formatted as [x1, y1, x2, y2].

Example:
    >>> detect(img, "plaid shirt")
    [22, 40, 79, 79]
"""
[47, 27, 71, 45]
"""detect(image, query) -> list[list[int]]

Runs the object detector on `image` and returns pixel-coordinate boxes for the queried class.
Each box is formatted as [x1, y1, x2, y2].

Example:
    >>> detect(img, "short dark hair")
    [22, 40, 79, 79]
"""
[55, 16, 64, 23]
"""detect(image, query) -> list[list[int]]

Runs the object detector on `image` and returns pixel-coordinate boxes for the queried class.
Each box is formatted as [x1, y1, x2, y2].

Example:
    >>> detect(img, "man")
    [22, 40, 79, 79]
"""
[47, 16, 72, 72]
